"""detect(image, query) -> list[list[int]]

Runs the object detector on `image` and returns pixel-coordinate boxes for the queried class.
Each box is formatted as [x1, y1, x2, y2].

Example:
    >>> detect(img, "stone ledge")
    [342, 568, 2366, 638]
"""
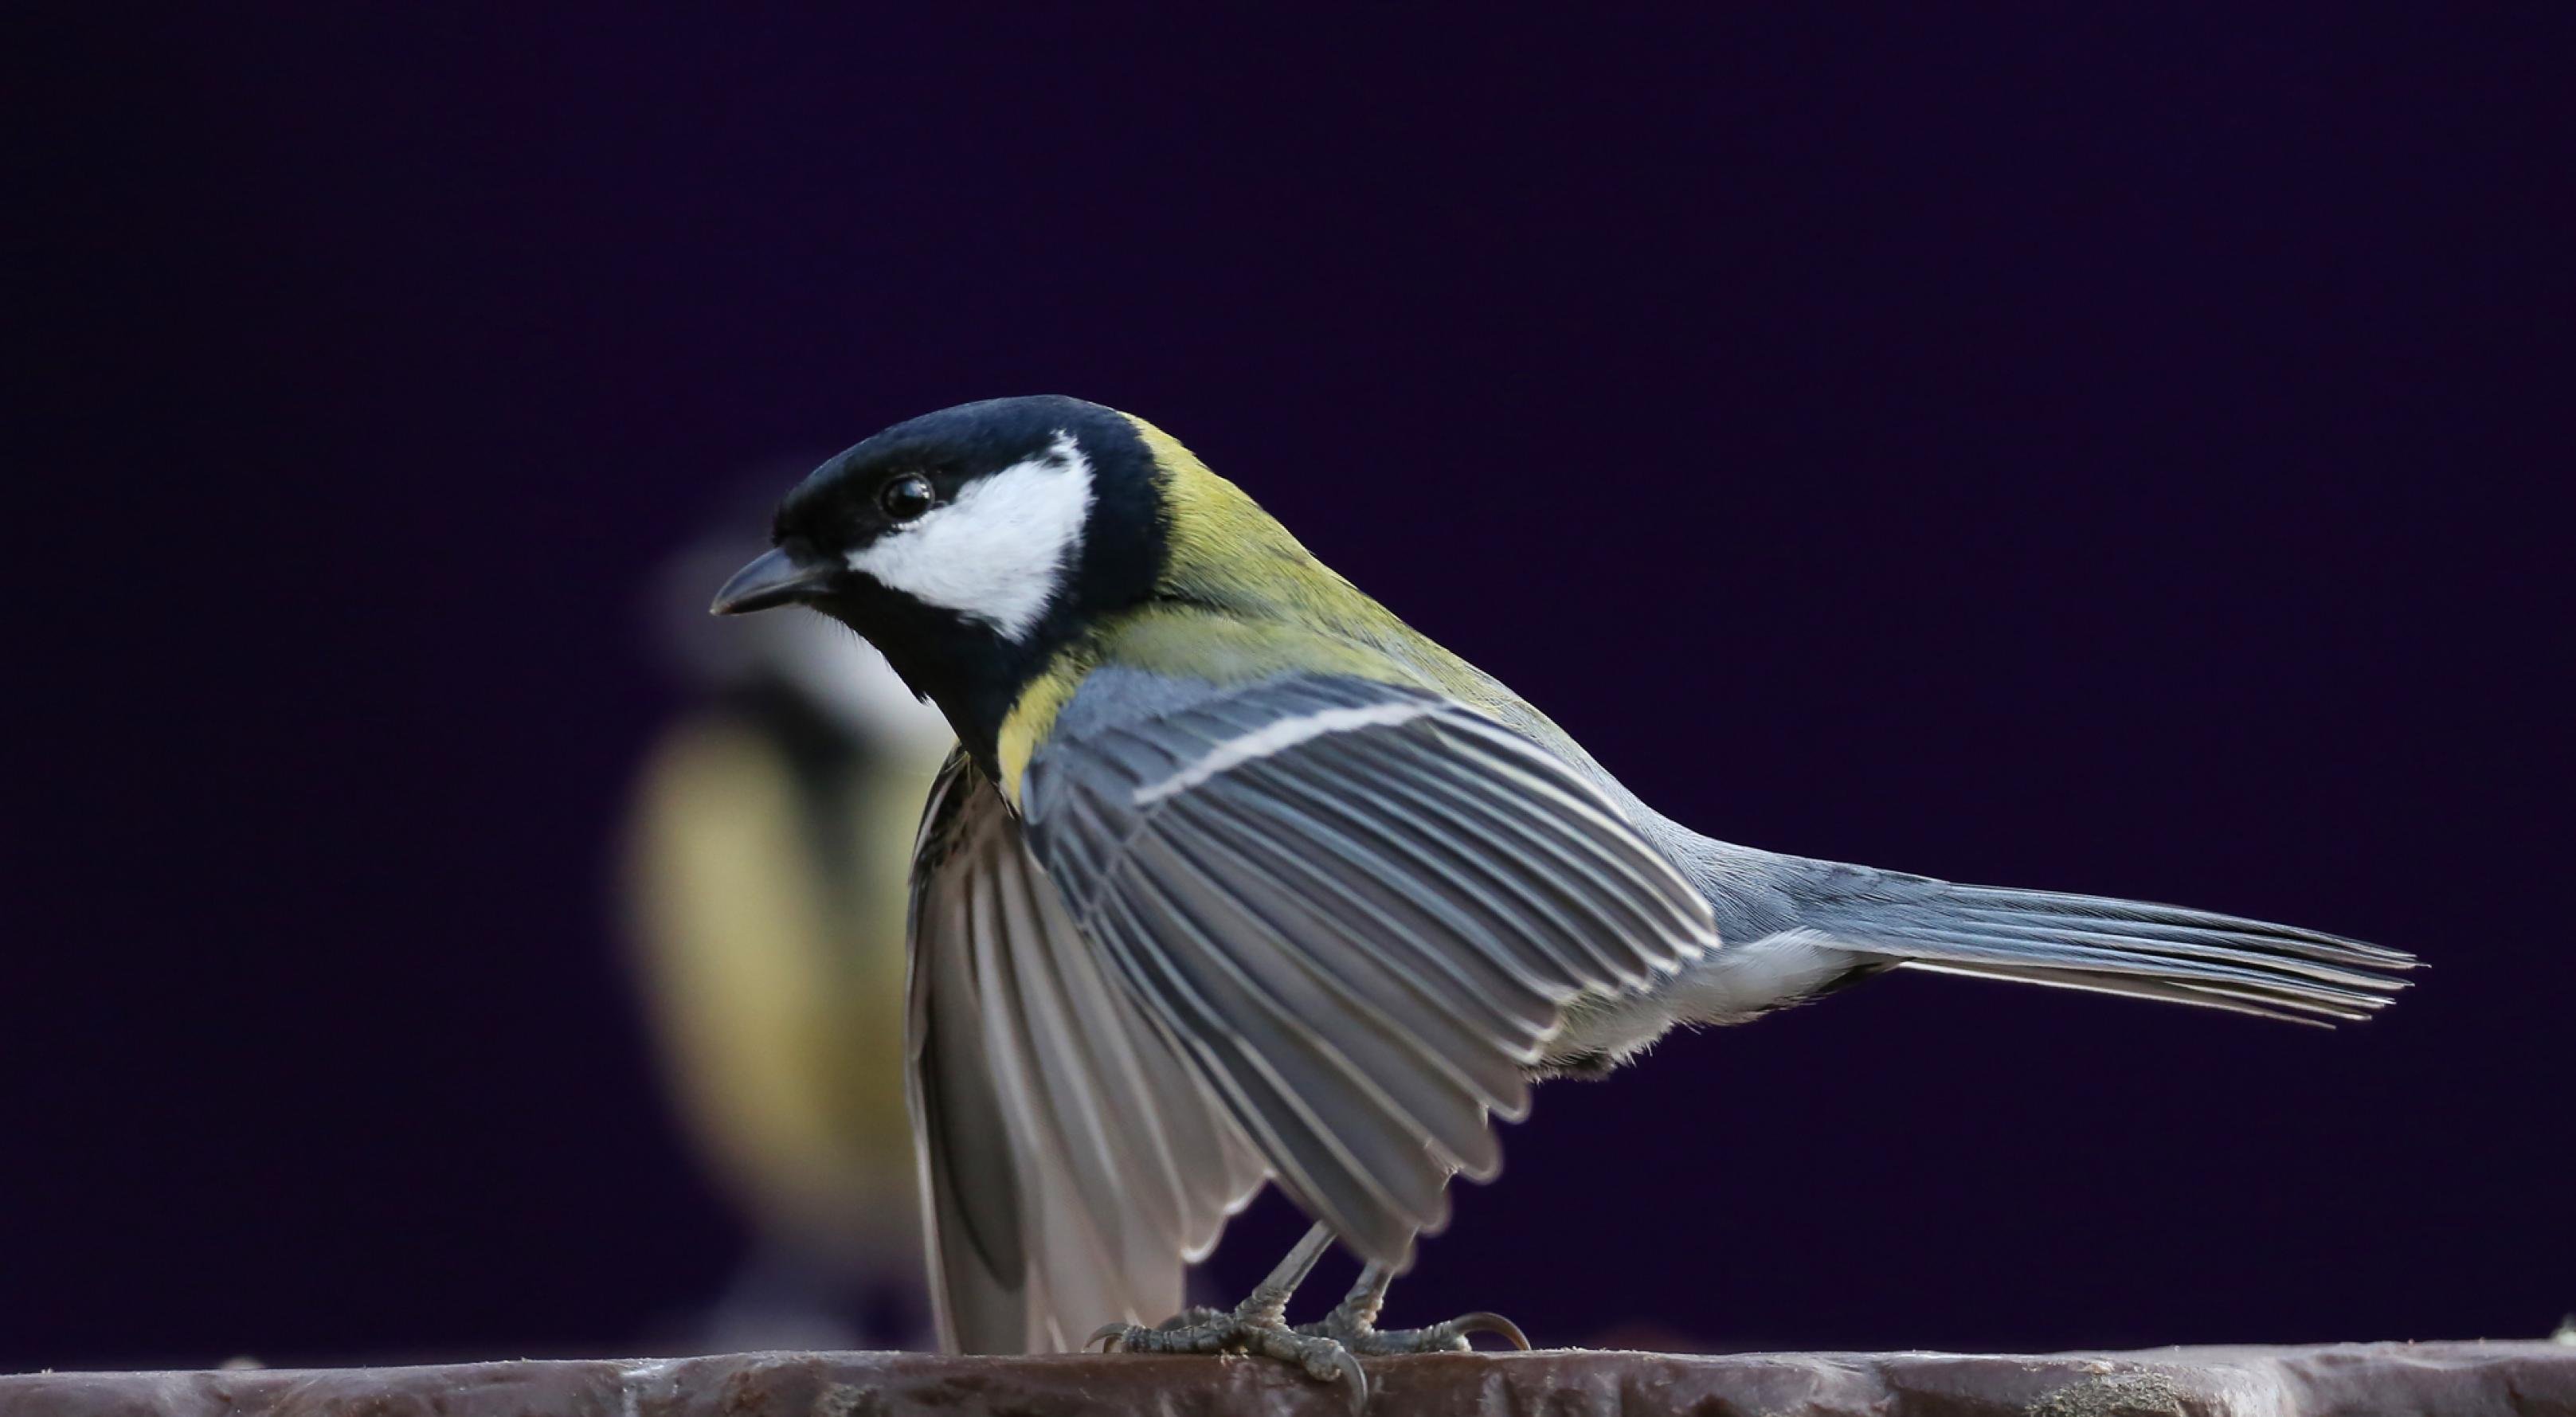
[3, 1342, 2570, 1416]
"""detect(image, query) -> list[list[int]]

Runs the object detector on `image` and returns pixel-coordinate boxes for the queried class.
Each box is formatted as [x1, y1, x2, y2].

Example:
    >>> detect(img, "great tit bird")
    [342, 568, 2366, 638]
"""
[711, 395, 2414, 1391]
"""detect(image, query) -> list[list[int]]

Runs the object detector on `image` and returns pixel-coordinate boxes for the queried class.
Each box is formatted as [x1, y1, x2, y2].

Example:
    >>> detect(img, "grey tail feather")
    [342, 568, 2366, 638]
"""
[1803, 876, 2418, 1025]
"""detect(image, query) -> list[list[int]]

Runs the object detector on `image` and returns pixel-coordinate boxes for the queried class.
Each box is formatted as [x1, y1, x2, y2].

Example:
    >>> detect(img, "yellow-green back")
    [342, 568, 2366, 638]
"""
[996, 414, 1603, 799]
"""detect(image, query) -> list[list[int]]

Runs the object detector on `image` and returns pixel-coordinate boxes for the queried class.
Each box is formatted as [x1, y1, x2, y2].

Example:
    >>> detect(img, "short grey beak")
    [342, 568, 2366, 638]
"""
[711, 546, 835, 615]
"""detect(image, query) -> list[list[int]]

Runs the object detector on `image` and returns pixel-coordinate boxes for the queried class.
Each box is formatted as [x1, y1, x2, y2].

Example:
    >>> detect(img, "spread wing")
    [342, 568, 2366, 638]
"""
[1020, 674, 1717, 1267]
[906, 748, 1267, 1353]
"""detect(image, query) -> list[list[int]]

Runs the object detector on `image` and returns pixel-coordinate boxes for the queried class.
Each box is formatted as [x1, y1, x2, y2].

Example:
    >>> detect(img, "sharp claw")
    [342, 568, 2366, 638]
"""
[1086, 1323, 1129, 1352]
[1326, 1345, 1368, 1411]
[1457, 1311, 1531, 1352]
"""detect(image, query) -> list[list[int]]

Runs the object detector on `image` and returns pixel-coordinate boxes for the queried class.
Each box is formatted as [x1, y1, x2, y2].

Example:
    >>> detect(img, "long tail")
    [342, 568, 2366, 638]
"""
[1746, 858, 2419, 1024]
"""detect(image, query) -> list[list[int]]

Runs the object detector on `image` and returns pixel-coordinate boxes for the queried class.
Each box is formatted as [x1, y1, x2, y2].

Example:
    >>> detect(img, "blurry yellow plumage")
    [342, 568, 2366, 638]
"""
[621, 525, 953, 1347]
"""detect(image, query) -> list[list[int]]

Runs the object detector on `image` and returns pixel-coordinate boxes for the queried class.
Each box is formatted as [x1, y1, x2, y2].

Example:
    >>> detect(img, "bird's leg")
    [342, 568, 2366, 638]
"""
[1294, 1262, 1531, 1355]
[1089, 1223, 1368, 1399]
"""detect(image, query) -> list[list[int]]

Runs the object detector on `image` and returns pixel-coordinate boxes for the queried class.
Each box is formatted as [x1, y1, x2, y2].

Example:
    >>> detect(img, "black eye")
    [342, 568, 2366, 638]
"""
[878, 473, 936, 522]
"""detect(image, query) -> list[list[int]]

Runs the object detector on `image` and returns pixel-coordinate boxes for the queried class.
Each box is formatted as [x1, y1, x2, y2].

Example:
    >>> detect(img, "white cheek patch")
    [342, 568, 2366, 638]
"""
[846, 432, 1095, 641]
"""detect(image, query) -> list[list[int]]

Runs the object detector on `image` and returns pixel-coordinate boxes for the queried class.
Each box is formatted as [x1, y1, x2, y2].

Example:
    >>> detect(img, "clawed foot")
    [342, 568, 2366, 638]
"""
[1090, 1304, 1368, 1403]
[1084, 1227, 1531, 1411]
[1087, 1288, 1530, 1415]
[1294, 1301, 1529, 1356]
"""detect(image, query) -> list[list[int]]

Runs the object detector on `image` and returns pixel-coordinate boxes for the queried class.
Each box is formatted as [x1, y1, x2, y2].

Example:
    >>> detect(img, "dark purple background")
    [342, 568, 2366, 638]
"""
[13, 6, 2571, 1372]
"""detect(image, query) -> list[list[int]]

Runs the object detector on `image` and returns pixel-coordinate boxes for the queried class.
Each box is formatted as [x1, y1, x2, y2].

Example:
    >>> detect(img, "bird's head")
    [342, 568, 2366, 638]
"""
[711, 395, 1173, 735]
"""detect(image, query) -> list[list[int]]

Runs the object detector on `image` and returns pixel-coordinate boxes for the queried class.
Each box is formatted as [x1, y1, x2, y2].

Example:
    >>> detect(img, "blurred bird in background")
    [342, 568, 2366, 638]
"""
[620, 494, 956, 1350]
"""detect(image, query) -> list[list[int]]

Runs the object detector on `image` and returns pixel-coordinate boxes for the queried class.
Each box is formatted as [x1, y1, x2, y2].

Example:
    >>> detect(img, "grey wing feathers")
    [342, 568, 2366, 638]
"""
[1020, 675, 1716, 1268]
[1761, 857, 2417, 1024]
[906, 750, 1266, 1354]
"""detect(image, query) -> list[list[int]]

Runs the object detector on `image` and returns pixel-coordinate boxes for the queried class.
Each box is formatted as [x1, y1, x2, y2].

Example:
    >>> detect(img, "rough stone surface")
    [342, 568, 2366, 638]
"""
[2, 1343, 2570, 1416]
